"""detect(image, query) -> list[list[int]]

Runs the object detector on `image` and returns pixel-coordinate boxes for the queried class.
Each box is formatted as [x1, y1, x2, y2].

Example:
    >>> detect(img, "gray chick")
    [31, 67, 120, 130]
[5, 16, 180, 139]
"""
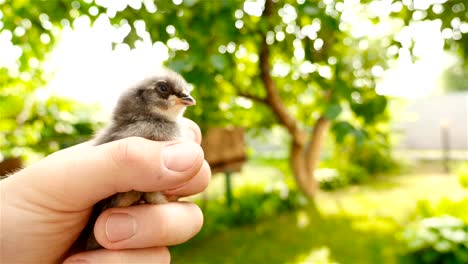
[77, 69, 196, 250]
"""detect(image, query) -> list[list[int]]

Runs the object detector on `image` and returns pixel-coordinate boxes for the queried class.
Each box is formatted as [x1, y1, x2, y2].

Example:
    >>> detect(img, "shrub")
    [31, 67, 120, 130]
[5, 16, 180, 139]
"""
[399, 197, 468, 263]
[315, 168, 349, 191]
[197, 182, 308, 238]
[315, 165, 370, 191]
[331, 123, 399, 177]
[456, 163, 468, 188]
[399, 215, 468, 264]
[349, 140, 397, 175]
[415, 198, 468, 223]
[340, 164, 370, 184]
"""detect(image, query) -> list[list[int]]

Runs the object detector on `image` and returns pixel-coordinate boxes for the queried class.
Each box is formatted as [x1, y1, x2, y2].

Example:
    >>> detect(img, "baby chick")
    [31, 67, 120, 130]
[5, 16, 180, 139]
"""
[81, 69, 196, 250]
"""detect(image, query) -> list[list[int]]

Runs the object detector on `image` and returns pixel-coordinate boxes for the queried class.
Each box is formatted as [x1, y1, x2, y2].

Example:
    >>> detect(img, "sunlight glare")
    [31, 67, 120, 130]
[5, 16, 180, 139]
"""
[44, 14, 170, 111]
[235, 97, 253, 109]
[279, 4, 297, 24]
[272, 61, 291, 77]
[243, 0, 265, 17]
[0, 30, 22, 72]
[377, 20, 450, 98]
[318, 65, 332, 79]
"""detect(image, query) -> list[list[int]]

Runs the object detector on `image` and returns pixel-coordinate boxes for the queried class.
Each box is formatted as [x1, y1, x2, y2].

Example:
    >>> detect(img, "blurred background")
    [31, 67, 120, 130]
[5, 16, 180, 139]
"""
[1, 0, 467, 263]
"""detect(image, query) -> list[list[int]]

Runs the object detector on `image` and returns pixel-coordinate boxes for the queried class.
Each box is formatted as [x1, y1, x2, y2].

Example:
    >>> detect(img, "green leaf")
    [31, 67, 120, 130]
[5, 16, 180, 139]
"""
[324, 103, 342, 120]
[210, 54, 228, 71]
[351, 95, 387, 124]
[332, 121, 354, 144]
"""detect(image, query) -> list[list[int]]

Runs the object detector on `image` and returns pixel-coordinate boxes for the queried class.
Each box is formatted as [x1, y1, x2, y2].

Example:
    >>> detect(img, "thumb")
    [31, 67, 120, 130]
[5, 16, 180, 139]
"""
[4, 137, 203, 211]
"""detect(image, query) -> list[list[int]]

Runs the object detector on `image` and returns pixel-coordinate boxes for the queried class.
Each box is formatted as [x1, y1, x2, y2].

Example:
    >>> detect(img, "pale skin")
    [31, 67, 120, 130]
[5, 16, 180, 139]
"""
[0, 118, 211, 263]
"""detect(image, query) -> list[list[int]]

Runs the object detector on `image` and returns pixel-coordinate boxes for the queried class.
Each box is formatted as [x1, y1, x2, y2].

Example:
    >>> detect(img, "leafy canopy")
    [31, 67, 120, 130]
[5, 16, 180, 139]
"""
[1, 0, 466, 159]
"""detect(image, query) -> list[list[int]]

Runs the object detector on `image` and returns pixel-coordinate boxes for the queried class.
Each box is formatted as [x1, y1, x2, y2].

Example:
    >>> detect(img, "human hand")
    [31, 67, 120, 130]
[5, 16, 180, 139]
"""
[0, 118, 210, 263]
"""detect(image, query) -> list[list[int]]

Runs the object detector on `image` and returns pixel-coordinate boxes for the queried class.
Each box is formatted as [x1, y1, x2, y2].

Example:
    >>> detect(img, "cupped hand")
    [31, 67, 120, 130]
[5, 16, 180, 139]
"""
[0, 118, 210, 263]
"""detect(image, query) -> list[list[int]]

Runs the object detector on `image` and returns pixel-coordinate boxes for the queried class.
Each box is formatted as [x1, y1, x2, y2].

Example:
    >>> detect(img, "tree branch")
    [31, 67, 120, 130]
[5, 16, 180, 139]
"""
[237, 92, 268, 104]
[260, 0, 306, 145]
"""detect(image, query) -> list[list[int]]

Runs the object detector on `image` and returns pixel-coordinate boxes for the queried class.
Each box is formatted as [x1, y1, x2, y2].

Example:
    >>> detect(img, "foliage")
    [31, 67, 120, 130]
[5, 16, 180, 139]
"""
[441, 63, 468, 93]
[398, 197, 468, 263]
[0, 1, 102, 160]
[340, 163, 370, 184]
[456, 163, 468, 188]
[350, 139, 397, 175]
[331, 122, 398, 175]
[415, 197, 468, 224]
[2, 1, 398, 147]
[195, 181, 307, 239]
[315, 164, 370, 191]
[1, 0, 467, 194]
[318, 123, 393, 191]
[399, 215, 468, 264]
[0, 93, 102, 160]
[174, 166, 465, 264]
[1, 0, 466, 129]
[315, 168, 348, 191]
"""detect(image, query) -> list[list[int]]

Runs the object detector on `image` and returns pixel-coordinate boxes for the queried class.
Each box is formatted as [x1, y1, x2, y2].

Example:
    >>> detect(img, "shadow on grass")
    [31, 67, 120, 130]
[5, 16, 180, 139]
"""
[171, 203, 399, 264]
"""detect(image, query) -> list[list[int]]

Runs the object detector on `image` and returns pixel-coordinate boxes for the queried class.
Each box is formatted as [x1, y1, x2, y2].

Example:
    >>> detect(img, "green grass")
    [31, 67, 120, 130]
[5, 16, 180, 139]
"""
[172, 165, 466, 264]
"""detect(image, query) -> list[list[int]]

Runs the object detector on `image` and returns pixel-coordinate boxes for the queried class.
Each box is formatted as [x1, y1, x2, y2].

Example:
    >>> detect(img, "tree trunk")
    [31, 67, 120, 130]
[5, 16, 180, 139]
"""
[259, 33, 331, 198]
[305, 117, 331, 174]
[254, 0, 331, 199]
[290, 117, 330, 198]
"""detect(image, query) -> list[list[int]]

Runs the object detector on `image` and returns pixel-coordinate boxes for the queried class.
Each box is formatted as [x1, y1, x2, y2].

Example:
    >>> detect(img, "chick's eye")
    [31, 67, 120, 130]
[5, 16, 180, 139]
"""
[156, 82, 169, 93]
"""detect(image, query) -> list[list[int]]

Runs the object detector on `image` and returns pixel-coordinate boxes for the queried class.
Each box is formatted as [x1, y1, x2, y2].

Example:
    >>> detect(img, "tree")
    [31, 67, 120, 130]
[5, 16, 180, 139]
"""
[2, 0, 466, 198]
[86, 0, 395, 198]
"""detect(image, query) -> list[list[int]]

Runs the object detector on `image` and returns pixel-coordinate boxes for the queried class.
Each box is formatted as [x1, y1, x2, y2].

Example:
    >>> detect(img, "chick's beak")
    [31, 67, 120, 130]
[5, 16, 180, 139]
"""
[178, 94, 196, 106]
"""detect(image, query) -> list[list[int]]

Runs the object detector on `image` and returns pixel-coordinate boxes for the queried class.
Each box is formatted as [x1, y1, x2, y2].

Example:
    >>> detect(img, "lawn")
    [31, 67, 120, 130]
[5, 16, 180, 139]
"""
[171, 164, 466, 264]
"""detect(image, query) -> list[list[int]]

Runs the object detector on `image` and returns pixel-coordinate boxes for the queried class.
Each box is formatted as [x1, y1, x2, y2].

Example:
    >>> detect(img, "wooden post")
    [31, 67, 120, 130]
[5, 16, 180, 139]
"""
[225, 171, 233, 207]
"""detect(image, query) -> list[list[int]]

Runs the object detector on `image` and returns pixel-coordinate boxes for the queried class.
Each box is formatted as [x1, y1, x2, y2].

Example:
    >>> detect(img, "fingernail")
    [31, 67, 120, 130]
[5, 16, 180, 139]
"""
[105, 213, 137, 242]
[164, 142, 200, 172]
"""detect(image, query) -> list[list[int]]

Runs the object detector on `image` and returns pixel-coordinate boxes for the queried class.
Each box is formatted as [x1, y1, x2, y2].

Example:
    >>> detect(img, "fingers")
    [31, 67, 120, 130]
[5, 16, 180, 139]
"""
[93, 202, 203, 249]
[63, 247, 170, 264]
[11, 137, 205, 210]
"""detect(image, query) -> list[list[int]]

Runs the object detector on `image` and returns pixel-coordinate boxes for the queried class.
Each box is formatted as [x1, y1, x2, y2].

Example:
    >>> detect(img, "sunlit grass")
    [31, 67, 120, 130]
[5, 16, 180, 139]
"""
[172, 162, 466, 264]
